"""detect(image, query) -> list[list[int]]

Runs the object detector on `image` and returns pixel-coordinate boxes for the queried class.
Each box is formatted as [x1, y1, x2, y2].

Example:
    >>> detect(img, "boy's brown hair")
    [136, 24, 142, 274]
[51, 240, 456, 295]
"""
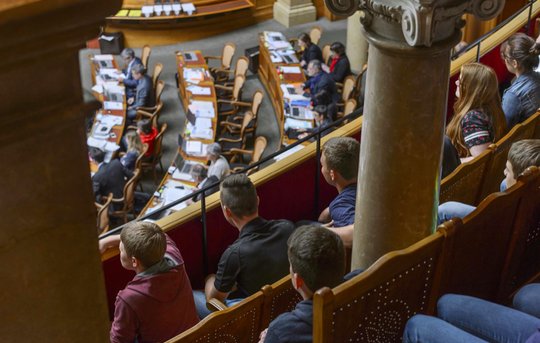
[508, 139, 540, 177]
[120, 222, 166, 269]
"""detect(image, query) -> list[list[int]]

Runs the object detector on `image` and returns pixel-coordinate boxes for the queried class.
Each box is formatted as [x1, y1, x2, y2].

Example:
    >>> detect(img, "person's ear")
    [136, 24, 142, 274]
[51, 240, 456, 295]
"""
[131, 256, 139, 269]
[330, 169, 336, 182]
[291, 272, 304, 290]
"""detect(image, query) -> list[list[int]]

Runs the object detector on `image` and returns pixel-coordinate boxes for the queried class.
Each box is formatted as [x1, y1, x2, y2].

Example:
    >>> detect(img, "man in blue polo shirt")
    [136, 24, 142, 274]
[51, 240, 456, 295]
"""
[259, 225, 346, 343]
[318, 137, 359, 247]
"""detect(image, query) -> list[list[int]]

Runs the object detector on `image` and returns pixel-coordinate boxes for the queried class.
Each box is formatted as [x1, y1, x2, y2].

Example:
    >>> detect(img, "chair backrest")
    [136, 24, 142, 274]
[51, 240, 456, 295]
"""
[149, 101, 163, 128]
[321, 44, 331, 65]
[478, 120, 533, 200]
[152, 62, 163, 85]
[310, 26, 323, 45]
[341, 75, 356, 102]
[234, 56, 249, 78]
[141, 44, 151, 69]
[155, 80, 165, 104]
[240, 111, 254, 137]
[260, 275, 303, 328]
[351, 65, 367, 100]
[313, 232, 445, 343]
[232, 75, 245, 101]
[497, 167, 540, 301]
[165, 291, 265, 343]
[95, 193, 113, 234]
[152, 123, 167, 164]
[343, 98, 357, 116]
[135, 144, 149, 172]
[438, 174, 529, 301]
[251, 136, 267, 164]
[222, 42, 236, 69]
[121, 169, 141, 212]
[251, 90, 264, 118]
[440, 148, 492, 206]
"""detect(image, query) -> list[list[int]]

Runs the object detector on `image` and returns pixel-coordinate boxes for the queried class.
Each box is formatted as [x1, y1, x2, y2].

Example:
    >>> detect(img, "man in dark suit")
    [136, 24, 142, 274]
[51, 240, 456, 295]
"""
[90, 148, 133, 207]
[119, 48, 143, 98]
[127, 64, 154, 121]
[301, 60, 339, 107]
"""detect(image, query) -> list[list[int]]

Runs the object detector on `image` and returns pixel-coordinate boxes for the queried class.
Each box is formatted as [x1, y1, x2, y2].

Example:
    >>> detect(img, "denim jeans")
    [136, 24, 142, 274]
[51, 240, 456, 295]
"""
[403, 294, 540, 343]
[192, 290, 244, 319]
[514, 284, 540, 319]
[437, 202, 476, 225]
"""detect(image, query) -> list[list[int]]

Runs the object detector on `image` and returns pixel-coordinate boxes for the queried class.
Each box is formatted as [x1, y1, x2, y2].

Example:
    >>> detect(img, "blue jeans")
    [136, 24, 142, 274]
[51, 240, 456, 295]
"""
[437, 202, 476, 225]
[514, 283, 540, 319]
[192, 290, 244, 319]
[403, 294, 540, 343]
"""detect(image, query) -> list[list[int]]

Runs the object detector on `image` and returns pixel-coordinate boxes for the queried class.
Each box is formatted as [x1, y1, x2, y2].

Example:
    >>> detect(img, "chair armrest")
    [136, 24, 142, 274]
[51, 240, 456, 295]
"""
[218, 137, 242, 143]
[204, 55, 222, 61]
[220, 121, 242, 129]
[229, 148, 254, 155]
[111, 197, 125, 203]
[137, 105, 157, 112]
[336, 82, 344, 89]
[206, 298, 228, 312]
[214, 84, 233, 91]
[233, 101, 252, 107]
[217, 99, 235, 104]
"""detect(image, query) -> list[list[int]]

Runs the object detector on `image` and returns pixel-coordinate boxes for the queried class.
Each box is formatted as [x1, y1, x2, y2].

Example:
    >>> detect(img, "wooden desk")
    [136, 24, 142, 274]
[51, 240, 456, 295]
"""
[140, 50, 219, 217]
[88, 55, 127, 174]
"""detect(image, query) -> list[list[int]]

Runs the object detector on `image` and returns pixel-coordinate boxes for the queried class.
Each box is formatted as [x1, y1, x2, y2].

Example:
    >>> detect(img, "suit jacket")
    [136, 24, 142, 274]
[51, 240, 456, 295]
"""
[122, 57, 143, 89]
[304, 72, 339, 106]
[301, 44, 323, 67]
[133, 74, 155, 109]
[192, 175, 220, 203]
[330, 55, 351, 83]
[92, 159, 133, 202]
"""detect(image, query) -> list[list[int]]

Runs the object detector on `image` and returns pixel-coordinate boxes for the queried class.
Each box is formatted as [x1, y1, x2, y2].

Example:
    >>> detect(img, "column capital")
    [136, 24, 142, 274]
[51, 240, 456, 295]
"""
[324, 0, 505, 47]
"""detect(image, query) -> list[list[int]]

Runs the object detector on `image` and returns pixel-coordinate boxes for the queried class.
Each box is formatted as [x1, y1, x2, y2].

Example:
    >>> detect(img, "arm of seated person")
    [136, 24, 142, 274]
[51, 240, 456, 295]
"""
[326, 224, 353, 248]
[204, 274, 229, 304]
[99, 234, 121, 254]
[461, 143, 491, 163]
[318, 207, 331, 223]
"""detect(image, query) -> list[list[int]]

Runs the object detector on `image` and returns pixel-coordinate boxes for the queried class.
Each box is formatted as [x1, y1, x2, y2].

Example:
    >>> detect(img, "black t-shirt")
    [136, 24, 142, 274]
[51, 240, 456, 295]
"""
[214, 217, 296, 297]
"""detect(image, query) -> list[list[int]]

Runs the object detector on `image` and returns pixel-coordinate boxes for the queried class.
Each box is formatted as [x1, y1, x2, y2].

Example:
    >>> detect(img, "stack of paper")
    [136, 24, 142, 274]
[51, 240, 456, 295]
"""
[99, 114, 124, 127]
[183, 68, 205, 84]
[284, 117, 313, 130]
[185, 140, 203, 155]
[104, 101, 123, 111]
[99, 68, 122, 80]
[263, 31, 291, 50]
[278, 50, 299, 64]
[187, 85, 212, 95]
[189, 101, 215, 118]
[280, 66, 302, 74]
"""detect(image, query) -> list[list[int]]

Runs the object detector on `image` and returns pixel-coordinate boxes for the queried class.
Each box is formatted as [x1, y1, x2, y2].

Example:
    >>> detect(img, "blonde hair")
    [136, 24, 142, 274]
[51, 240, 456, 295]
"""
[446, 63, 507, 157]
[126, 131, 143, 154]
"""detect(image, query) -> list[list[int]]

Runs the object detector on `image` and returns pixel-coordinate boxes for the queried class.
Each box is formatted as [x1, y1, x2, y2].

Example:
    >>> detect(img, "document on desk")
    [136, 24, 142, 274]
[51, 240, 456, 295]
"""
[87, 137, 107, 150]
[191, 128, 213, 140]
[183, 68, 205, 83]
[189, 101, 215, 118]
[99, 114, 124, 127]
[94, 54, 114, 61]
[195, 117, 212, 129]
[278, 50, 299, 64]
[186, 140, 203, 155]
[284, 117, 313, 130]
[163, 188, 191, 211]
[187, 85, 212, 95]
[104, 83, 125, 95]
[99, 68, 122, 80]
[91, 85, 104, 94]
[280, 66, 302, 74]
[270, 51, 283, 63]
[104, 101, 123, 111]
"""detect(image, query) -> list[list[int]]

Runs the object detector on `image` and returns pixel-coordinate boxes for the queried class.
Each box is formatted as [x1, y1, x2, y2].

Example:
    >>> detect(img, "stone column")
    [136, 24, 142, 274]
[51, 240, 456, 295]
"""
[323, 0, 505, 270]
[273, 0, 317, 28]
[346, 11, 368, 72]
[0, 1, 121, 341]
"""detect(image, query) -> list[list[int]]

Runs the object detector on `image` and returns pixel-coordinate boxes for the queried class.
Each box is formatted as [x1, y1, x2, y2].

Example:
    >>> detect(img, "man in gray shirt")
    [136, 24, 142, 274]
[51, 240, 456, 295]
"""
[206, 143, 230, 181]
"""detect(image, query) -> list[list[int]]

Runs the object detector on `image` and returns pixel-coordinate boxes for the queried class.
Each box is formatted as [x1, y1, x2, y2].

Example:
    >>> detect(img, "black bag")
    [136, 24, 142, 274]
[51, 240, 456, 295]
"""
[98, 31, 124, 55]
[245, 46, 260, 74]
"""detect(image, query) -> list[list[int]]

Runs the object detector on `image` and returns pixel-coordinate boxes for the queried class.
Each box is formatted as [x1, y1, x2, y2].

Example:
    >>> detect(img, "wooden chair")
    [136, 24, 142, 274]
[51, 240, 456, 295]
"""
[141, 123, 167, 182]
[229, 136, 268, 174]
[222, 89, 263, 132]
[478, 119, 535, 200]
[321, 44, 331, 64]
[110, 169, 141, 224]
[205, 42, 236, 82]
[351, 64, 368, 101]
[438, 173, 529, 301]
[534, 110, 540, 139]
[218, 112, 254, 161]
[337, 98, 357, 120]
[133, 101, 163, 129]
[141, 44, 151, 69]
[313, 232, 445, 343]
[166, 290, 265, 343]
[215, 75, 246, 118]
[260, 275, 303, 327]
[497, 167, 540, 301]
[440, 148, 492, 206]
[95, 193, 113, 235]
[336, 75, 356, 110]
[217, 56, 249, 86]
[309, 26, 323, 45]
[151, 62, 163, 86]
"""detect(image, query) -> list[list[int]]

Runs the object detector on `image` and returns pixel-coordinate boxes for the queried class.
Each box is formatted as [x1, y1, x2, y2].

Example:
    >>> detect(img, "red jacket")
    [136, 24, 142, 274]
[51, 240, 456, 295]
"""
[139, 127, 158, 158]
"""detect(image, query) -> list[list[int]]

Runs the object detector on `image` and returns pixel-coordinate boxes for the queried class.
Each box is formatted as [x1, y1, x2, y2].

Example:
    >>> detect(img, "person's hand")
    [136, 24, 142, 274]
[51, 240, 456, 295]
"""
[118, 76, 125, 82]
[321, 64, 330, 73]
[322, 220, 334, 228]
[98, 240, 109, 254]
[298, 133, 308, 139]
[258, 328, 268, 343]
[300, 60, 306, 67]
[127, 97, 134, 105]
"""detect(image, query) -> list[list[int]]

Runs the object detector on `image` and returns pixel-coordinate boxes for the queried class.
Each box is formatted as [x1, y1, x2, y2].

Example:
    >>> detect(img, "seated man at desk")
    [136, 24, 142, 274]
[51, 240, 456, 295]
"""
[90, 148, 133, 207]
[300, 60, 339, 107]
[127, 64, 154, 121]
[193, 174, 296, 318]
[318, 137, 359, 248]
[190, 164, 219, 203]
[295, 105, 334, 140]
[206, 143, 230, 181]
[118, 48, 143, 98]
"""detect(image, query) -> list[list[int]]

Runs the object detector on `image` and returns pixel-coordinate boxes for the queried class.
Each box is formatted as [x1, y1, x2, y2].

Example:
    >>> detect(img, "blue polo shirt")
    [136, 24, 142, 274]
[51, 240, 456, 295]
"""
[329, 184, 357, 227]
[264, 300, 313, 343]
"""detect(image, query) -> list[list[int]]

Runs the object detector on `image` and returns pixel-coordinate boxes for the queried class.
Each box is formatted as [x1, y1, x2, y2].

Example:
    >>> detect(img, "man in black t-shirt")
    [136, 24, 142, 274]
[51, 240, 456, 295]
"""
[192, 174, 296, 318]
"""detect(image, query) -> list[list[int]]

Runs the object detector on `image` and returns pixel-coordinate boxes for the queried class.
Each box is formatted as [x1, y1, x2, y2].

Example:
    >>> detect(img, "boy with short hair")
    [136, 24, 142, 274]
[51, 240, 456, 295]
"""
[99, 222, 199, 343]
[260, 225, 346, 343]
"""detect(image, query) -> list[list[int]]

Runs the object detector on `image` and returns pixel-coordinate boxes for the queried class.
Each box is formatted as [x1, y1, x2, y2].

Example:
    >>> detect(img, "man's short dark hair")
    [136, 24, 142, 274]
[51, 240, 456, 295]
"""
[191, 164, 208, 180]
[309, 60, 322, 72]
[89, 148, 105, 163]
[508, 139, 540, 177]
[220, 174, 257, 218]
[137, 119, 153, 134]
[132, 63, 146, 75]
[121, 48, 135, 59]
[288, 225, 345, 292]
[323, 137, 360, 180]
[120, 221, 166, 269]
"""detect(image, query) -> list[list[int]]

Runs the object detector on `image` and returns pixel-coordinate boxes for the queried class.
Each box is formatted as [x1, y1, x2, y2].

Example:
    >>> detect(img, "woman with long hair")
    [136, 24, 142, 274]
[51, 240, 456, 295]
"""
[500, 33, 540, 128]
[121, 131, 144, 171]
[298, 33, 322, 69]
[446, 63, 507, 162]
